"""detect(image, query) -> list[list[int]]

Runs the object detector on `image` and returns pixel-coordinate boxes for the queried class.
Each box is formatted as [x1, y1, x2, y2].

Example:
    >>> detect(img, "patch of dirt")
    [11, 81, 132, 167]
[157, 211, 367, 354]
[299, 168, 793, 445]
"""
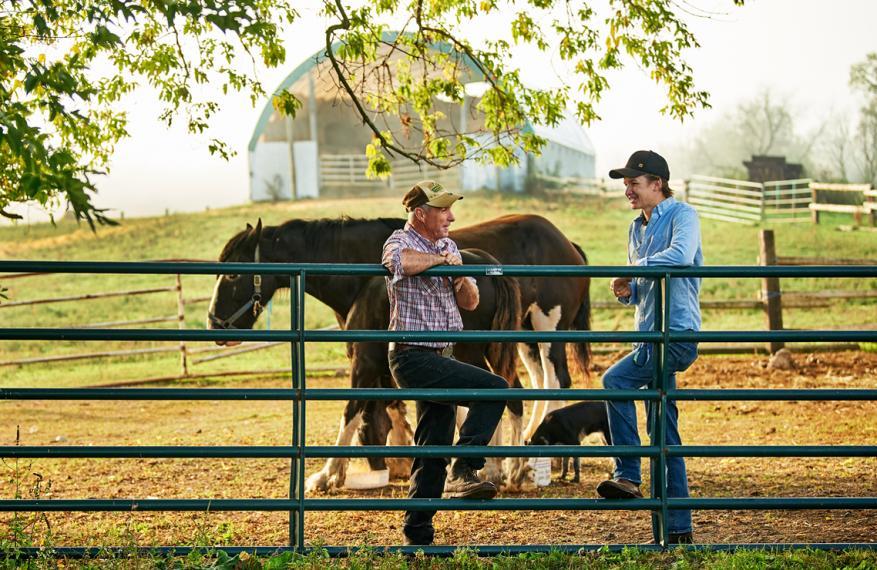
[2, 351, 876, 548]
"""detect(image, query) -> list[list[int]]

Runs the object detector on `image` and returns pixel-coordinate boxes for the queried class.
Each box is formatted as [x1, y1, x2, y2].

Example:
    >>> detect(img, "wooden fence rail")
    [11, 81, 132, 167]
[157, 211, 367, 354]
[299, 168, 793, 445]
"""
[758, 229, 877, 354]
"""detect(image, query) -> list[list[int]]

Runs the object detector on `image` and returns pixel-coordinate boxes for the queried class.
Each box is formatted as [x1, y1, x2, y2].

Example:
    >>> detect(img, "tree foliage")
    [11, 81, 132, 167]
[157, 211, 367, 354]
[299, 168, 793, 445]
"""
[1, 0, 295, 227]
[1, 0, 742, 226]
[850, 52, 877, 186]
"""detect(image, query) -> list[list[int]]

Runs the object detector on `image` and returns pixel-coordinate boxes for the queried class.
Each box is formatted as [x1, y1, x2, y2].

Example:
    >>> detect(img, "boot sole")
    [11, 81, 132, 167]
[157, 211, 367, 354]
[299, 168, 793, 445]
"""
[442, 484, 498, 500]
[596, 480, 643, 499]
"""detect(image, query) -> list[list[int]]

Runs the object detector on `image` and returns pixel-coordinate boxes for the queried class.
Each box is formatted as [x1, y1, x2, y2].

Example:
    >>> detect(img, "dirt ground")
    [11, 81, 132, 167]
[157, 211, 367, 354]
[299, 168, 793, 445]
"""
[2, 350, 876, 548]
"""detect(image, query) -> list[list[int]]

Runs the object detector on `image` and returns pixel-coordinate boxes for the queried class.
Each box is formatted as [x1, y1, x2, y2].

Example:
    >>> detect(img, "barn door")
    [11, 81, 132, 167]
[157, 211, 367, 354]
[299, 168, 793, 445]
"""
[293, 141, 319, 199]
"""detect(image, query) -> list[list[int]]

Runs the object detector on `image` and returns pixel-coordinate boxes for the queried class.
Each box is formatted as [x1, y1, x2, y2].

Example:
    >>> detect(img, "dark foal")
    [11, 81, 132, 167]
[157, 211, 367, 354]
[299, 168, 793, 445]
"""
[527, 401, 611, 483]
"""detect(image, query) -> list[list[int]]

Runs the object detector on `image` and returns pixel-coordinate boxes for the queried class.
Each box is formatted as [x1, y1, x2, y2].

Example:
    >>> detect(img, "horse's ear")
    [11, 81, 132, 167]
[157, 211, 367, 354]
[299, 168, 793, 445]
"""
[253, 218, 263, 241]
[246, 222, 253, 231]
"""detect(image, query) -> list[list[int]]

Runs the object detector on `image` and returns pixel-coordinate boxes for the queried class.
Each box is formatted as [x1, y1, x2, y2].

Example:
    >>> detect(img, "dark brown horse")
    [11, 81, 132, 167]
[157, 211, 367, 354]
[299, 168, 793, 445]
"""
[208, 214, 590, 490]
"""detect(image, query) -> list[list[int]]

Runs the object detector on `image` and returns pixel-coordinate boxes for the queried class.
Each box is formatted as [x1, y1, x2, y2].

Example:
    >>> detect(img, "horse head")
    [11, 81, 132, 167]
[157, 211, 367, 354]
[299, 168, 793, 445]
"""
[207, 219, 284, 344]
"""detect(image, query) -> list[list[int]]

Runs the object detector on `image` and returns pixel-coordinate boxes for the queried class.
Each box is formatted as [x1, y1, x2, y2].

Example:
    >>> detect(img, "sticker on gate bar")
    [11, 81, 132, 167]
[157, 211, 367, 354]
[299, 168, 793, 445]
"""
[485, 266, 503, 276]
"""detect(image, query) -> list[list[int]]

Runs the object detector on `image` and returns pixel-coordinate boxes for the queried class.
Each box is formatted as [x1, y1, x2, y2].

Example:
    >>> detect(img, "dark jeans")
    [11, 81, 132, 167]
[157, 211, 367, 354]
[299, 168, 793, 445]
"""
[388, 348, 508, 544]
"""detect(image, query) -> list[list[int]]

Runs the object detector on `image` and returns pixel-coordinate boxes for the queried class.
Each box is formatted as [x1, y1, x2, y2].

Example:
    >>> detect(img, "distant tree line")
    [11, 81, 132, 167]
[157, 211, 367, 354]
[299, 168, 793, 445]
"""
[674, 52, 877, 185]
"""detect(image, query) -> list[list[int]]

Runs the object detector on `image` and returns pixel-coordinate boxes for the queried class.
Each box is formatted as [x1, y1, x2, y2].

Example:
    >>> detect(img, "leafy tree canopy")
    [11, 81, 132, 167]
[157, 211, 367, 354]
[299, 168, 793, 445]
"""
[850, 52, 877, 186]
[0, 0, 742, 227]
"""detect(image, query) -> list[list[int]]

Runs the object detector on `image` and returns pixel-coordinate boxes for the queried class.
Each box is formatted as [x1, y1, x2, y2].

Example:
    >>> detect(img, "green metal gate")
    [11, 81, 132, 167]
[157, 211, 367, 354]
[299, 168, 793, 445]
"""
[1, 260, 876, 556]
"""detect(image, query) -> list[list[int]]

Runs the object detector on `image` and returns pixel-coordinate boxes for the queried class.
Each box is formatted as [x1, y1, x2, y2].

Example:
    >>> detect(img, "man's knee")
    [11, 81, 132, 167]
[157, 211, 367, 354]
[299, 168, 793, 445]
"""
[602, 370, 622, 390]
[489, 374, 509, 390]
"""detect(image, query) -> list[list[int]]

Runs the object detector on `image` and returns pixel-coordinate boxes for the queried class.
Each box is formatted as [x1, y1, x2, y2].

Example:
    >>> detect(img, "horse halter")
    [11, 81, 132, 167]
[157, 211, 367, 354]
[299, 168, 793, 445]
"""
[208, 243, 264, 330]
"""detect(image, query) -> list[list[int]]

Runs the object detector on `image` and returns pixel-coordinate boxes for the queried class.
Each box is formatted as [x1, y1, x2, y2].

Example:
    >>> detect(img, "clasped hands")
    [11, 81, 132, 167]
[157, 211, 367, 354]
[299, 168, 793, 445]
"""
[610, 277, 632, 299]
[438, 251, 467, 291]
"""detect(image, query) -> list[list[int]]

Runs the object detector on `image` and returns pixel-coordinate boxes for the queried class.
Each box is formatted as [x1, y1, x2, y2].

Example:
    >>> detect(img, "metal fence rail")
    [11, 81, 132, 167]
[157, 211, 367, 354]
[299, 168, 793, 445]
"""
[1, 260, 877, 557]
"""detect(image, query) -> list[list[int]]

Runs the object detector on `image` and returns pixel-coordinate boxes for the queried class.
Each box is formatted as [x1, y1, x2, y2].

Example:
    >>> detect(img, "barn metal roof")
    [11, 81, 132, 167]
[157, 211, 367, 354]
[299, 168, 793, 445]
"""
[248, 32, 594, 158]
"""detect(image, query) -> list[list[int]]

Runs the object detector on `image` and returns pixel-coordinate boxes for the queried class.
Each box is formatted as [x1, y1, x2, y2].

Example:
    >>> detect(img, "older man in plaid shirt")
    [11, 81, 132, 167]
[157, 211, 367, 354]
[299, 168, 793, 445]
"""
[382, 180, 508, 547]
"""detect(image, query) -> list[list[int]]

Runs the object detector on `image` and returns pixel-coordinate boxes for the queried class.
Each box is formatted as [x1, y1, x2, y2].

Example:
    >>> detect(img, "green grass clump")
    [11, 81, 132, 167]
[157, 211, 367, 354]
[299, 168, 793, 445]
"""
[2, 546, 877, 569]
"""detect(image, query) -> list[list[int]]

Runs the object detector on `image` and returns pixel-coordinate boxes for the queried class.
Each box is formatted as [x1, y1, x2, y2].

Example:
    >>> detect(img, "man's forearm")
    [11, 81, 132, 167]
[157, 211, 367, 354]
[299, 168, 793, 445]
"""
[454, 277, 479, 311]
[400, 249, 446, 275]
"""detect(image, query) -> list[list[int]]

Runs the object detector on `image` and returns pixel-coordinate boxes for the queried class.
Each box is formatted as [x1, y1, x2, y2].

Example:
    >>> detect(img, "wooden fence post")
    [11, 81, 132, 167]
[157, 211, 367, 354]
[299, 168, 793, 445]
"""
[175, 274, 189, 377]
[759, 230, 784, 354]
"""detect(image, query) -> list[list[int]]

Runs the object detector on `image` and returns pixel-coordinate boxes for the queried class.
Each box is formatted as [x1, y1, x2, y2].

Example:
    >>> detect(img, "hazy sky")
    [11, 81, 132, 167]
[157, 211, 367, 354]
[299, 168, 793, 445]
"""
[12, 0, 877, 222]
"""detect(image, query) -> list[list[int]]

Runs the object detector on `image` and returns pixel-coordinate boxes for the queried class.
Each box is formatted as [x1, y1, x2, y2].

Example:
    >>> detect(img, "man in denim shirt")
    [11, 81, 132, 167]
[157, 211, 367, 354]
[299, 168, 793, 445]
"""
[596, 150, 702, 545]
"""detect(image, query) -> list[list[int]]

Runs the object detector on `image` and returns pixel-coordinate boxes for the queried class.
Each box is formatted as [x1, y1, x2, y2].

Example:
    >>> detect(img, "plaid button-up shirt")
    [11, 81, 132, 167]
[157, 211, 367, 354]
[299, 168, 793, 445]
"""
[382, 224, 476, 348]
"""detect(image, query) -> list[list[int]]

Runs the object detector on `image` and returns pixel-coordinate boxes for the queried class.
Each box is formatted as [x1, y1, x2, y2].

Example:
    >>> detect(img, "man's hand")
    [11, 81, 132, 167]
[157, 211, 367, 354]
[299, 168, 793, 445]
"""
[442, 252, 461, 265]
[610, 277, 632, 299]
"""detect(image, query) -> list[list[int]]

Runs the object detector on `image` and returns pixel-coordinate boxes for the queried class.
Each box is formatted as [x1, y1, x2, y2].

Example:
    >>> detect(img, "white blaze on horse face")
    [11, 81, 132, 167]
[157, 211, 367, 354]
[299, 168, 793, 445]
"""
[208, 276, 241, 346]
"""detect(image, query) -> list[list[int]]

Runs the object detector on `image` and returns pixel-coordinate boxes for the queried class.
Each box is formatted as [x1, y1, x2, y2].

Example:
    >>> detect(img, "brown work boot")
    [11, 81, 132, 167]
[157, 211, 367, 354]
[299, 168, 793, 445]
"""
[596, 477, 643, 499]
[442, 465, 497, 500]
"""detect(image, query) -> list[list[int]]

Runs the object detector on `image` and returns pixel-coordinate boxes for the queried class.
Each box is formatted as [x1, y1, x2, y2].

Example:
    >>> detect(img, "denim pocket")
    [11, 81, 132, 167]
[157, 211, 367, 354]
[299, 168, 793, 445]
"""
[631, 343, 652, 368]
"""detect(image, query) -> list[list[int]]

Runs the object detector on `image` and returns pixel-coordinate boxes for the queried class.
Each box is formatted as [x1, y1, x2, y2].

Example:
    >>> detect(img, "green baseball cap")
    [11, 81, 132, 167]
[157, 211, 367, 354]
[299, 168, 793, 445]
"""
[402, 180, 463, 211]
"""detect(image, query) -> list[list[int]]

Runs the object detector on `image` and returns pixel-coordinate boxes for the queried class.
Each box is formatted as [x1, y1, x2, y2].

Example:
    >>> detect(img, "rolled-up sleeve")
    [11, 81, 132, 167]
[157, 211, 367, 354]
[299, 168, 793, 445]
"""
[444, 240, 476, 288]
[382, 235, 406, 285]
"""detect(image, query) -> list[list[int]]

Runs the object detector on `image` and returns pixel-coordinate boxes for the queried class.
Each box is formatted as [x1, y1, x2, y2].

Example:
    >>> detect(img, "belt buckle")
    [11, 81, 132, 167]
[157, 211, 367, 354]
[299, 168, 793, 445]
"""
[441, 345, 453, 358]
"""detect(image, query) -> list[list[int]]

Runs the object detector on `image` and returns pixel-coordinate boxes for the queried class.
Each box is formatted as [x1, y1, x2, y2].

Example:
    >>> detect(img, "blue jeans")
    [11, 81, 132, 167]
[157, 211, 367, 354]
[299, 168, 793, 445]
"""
[602, 341, 698, 534]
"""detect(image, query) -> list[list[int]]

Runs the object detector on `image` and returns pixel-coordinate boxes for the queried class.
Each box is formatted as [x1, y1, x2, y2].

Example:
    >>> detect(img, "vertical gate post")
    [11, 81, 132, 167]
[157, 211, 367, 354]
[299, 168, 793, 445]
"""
[295, 272, 307, 550]
[759, 230, 785, 354]
[649, 277, 669, 546]
[288, 272, 307, 551]
[175, 274, 188, 377]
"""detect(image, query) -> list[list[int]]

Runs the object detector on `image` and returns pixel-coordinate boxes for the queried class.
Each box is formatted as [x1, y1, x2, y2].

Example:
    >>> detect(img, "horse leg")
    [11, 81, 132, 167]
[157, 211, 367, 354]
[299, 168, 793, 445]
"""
[523, 305, 566, 442]
[357, 400, 391, 471]
[305, 401, 363, 492]
[503, 372, 531, 492]
[385, 400, 413, 479]
[518, 338, 546, 442]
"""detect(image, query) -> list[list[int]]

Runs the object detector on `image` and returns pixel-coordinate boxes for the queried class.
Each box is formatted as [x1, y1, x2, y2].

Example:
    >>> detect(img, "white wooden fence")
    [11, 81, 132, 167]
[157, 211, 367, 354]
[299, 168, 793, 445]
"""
[810, 183, 877, 225]
[687, 176, 875, 226]
[686, 175, 764, 224]
[319, 154, 460, 193]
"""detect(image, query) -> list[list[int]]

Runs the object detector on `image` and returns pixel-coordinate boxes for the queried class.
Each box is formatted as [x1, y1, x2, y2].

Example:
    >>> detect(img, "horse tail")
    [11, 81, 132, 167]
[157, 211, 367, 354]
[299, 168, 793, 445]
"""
[487, 272, 522, 383]
[570, 241, 592, 379]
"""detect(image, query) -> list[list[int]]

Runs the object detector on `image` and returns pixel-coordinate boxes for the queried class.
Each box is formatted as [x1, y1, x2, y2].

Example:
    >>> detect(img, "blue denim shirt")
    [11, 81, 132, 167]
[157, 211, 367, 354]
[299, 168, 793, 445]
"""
[620, 197, 703, 335]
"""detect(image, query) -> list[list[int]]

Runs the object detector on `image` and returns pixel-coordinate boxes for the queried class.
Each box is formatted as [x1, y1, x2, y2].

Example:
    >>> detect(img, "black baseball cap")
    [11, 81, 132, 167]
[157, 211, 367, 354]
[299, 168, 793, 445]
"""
[609, 150, 670, 180]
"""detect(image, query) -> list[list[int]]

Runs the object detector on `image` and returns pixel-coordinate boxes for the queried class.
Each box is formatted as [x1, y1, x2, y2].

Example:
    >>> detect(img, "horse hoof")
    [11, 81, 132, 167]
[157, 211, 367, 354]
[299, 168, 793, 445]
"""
[479, 460, 505, 487]
[305, 471, 330, 493]
[386, 457, 412, 480]
[505, 462, 533, 491]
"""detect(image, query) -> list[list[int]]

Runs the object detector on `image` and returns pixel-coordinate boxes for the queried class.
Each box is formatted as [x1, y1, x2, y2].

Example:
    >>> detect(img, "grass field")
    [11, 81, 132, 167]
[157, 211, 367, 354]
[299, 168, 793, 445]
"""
[1, 191, 876, 388]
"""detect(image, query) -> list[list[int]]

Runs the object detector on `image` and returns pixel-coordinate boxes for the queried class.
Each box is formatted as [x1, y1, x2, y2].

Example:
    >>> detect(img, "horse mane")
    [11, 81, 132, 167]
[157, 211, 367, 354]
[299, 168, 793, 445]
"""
[220, 217, 405, 262]
[281, 216, 405, 258]
[218, 228, 251, 262]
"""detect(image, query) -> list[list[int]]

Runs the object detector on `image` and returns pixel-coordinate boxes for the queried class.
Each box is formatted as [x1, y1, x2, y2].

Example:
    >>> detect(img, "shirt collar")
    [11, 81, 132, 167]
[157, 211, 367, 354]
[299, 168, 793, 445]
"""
[404, 222, 446, 249]
[636, 196, 676, 225]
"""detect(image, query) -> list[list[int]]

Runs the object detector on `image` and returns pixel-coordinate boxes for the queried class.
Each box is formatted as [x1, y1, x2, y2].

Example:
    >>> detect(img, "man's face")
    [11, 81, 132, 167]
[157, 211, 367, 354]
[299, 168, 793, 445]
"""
[417, 204, 455, 240]
[623, 175, 664, 212]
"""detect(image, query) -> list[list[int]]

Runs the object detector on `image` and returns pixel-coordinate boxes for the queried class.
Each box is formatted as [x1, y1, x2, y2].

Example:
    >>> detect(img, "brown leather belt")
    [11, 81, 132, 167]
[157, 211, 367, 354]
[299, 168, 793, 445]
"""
[389, 342, 453, 357]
